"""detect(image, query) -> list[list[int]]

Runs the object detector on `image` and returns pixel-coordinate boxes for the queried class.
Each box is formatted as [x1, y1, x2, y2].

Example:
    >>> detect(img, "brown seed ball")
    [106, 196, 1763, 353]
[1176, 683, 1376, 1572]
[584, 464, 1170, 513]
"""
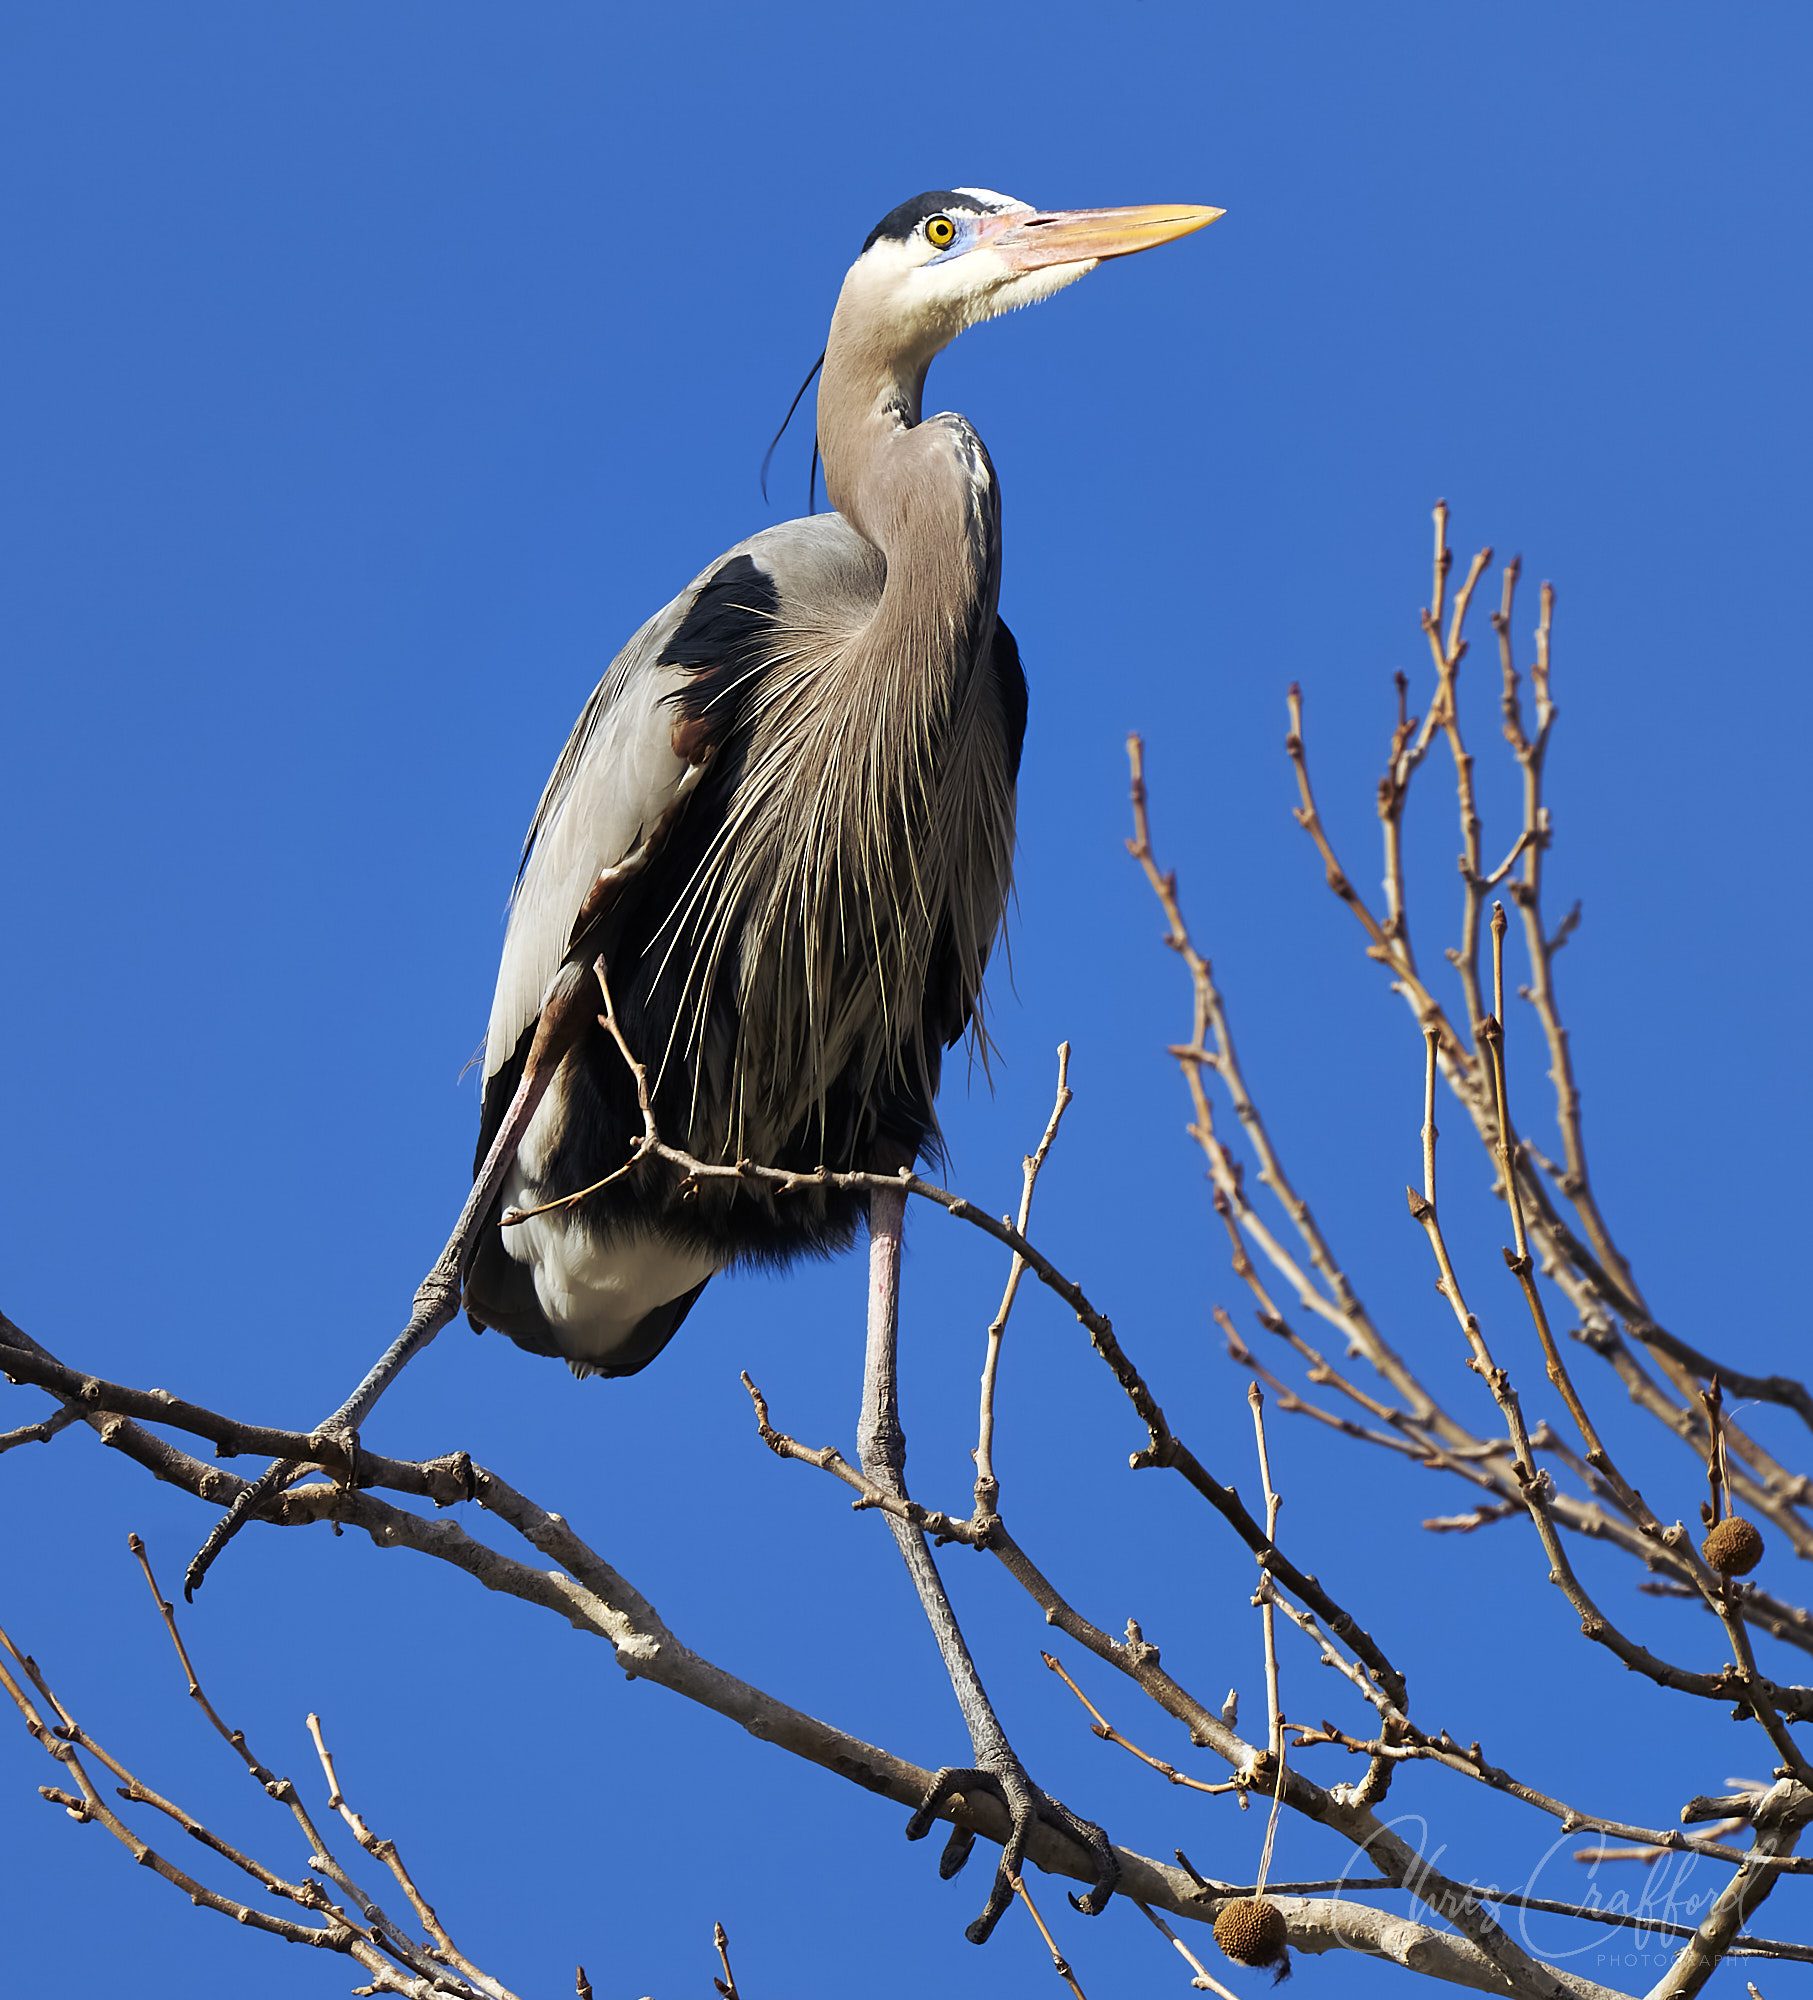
[1703, 1516, 1765, 1576]
[1215, 1897, 1288, 1967]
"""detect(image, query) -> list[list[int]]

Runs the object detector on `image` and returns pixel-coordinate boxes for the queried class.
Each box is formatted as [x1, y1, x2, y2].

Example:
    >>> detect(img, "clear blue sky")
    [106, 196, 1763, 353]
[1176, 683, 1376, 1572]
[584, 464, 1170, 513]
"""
[4, 5, 1808, 1995]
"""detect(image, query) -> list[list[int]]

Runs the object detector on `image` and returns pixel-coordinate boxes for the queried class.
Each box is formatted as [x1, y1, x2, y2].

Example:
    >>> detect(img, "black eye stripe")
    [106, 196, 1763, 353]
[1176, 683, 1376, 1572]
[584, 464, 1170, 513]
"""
[861, 190, 976, 253]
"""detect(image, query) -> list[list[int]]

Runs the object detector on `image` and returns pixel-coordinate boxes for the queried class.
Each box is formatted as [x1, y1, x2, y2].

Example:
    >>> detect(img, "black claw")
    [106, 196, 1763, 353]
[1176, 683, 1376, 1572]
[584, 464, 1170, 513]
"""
[1050, 1799, 1119, 1917]
[1068, 1877, 1116, 1918]
[905, 1758, 1115, 1942]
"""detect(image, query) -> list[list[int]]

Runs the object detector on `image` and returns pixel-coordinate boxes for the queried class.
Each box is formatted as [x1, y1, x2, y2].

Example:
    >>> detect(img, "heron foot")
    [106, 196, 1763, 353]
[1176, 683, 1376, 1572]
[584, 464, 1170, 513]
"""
[183, 1254, 468, 1597]
[183, 1451, 311, 1598]
[904, 1750, 1118, 1944]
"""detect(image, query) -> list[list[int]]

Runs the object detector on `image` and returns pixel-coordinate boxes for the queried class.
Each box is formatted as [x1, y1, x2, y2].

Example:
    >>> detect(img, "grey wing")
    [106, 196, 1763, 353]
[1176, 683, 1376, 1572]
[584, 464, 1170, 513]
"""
[481, 598, 694, 1095]
[480, 512, 881, 1100]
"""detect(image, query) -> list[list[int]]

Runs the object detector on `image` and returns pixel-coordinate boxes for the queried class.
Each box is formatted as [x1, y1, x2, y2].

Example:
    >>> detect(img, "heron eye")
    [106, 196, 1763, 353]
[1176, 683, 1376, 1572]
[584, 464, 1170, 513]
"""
[925, 215, 957, 249]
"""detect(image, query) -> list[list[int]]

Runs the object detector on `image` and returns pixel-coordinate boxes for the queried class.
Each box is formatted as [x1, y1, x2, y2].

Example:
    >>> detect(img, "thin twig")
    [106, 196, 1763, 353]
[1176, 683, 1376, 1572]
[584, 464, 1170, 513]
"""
[1014, 1873, 1089, 1998]
[1136, 1900, 1240, 1997]
[0, 1404, 78, 1454]
[975, 1043, 1073, 1524]
[712, 1920, 740, 2000]
[1248, 1384, 1290, 1890]
[1042, 1653, 1241, 1797]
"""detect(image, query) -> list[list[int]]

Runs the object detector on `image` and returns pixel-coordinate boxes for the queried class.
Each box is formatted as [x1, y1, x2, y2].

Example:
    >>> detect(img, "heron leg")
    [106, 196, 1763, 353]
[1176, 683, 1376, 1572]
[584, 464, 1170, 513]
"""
[183, 962, 596, 1599]
[856, 1184, 1118, 1943]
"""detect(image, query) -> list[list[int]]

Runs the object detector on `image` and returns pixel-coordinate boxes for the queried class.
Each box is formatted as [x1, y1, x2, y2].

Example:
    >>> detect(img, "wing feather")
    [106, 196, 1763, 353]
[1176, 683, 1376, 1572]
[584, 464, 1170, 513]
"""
[482, 608, 692, 1089]
[481, 515, 881, 1093]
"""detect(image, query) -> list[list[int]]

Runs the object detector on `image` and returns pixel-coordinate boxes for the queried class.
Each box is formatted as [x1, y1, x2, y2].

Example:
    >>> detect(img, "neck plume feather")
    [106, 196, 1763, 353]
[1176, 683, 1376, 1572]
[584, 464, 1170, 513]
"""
[644, 301, 1013, 1162]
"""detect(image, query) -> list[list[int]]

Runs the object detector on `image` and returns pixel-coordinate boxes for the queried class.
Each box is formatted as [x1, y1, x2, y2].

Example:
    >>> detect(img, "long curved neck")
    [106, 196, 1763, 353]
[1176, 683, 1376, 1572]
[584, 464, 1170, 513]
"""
[816, 288, 934, 552]
[815, 284, 999, 666]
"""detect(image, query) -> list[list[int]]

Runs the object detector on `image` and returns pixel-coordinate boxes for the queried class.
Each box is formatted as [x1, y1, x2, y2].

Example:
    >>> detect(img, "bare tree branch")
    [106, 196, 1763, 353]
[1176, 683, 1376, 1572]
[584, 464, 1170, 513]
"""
[5, 509, 1805, 1998]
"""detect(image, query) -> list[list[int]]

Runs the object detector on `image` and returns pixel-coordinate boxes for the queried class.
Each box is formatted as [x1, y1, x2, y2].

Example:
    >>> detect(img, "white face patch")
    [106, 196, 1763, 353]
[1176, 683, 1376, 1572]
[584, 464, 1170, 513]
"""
[952, 186, 1029, 215]
[987, 259, 1098, 316]
[840, 191, 1090, 362]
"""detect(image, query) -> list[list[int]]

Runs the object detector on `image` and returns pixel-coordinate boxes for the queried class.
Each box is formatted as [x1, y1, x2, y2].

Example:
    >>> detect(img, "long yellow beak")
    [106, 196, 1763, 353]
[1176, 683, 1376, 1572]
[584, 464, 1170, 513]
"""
[989, 202, 1224, 271]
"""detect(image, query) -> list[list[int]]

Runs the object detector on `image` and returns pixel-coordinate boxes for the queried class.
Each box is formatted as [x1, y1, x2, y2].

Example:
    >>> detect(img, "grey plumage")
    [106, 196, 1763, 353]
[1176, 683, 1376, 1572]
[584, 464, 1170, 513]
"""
[466, 511, 1023, 1374]
[182, 186, 1219, 1638]
[465, 187, 1219, 1379]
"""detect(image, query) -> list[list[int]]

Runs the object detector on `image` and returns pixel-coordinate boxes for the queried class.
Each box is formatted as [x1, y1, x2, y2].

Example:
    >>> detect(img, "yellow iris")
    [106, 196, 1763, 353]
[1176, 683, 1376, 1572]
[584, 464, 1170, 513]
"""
[925, 215, 956, 249]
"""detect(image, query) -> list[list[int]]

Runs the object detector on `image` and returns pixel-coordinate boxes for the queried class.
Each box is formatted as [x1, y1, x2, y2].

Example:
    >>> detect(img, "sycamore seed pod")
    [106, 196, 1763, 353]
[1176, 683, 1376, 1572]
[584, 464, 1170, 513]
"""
[1702, 1516, 1764, 1576]
[1214, 1896, 1289, 1968]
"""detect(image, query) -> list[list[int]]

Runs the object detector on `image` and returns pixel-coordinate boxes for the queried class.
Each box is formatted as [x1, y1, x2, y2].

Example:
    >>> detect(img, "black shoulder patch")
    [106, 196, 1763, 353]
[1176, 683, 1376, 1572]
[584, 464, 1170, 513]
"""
[661, 554, 779, 672]
[862, 190, 972, 253]
[990, 615, 1029, 783]
[661, 554, 780, 742]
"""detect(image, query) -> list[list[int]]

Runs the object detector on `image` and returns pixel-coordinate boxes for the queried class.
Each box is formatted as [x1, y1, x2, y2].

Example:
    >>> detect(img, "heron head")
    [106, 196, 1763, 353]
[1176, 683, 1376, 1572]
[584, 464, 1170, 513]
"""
[842, 187, 1223, 361]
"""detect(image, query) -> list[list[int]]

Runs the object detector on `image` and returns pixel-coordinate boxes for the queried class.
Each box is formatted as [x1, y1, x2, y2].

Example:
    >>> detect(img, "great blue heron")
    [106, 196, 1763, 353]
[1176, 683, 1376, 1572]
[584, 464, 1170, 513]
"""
[190, 185, 1220, 1936]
